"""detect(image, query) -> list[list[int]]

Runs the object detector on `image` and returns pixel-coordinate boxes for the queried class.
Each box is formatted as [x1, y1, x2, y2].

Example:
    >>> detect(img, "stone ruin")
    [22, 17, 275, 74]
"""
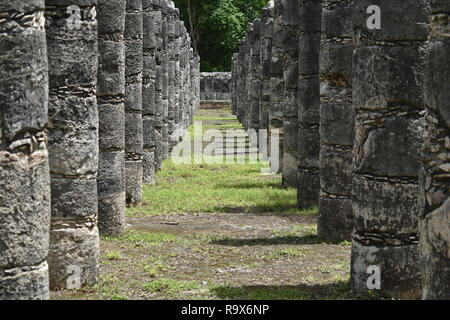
[1, 0, 450, 301]
[200, 72, 231, 101]
[0, 0, 199, 299]
[231, 0, 450, 299]
[200, 72, 231, 109]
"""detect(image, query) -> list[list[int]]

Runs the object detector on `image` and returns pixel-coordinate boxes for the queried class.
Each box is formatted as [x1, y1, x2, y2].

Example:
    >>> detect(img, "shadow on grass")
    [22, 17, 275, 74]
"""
[211, 281, 376, 300]
[210, 205, 318, 219]
[210, 234, 321, 246]
[214, 181, 285, 190]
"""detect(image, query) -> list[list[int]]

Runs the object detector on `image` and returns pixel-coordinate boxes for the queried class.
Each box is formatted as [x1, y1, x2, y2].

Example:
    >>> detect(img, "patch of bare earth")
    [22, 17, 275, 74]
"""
[51, 212, 370, 300]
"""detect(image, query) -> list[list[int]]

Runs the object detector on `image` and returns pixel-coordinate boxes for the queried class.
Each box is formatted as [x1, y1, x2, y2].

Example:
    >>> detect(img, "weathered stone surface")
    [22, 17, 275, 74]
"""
[420, 4, 450, 300]
[351, 240, 421, 299]
[350, 0, 428, 298]
[98, 151, 126, 235]
[45, 0, 99, 290]
[0, 0, 50, 296]
[280, 0, 299, 188]
[297, 0, 321, 208]
[200, 73, 231, 101]
[97, 0, 126, 236]
[269, 0, 284, 175]
[125, 0, 143, 205]
[259, 3, 274, 136]
[0, 0, 198, 298]
[153, 3, 164, 171]
[318, 0, 353, 241]
[142, 0, 156, 185]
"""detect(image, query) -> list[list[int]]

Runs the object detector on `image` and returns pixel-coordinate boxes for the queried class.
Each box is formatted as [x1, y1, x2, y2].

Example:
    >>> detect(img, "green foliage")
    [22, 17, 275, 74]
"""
[173, 0, 269, 71]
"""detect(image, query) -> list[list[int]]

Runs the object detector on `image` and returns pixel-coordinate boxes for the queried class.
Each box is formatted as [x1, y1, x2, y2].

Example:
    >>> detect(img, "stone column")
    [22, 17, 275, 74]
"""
[237, 41, 246, 124]
[281, 0, 300, 188]
[351, 0, 428, 298]
[317, 0, 354, 240]
[244, 23, 253, 131]
[249, 20, 262, 147]
[166, 2, 178, 152]
[45, 0, 99, 289]
[194, 53, 201, 113]
[420, 1, 450, 300]
[189, 48, 197, 125]
[0, 0, 51, 299]
[182, 28, 191, 130]
[260, 2, 274, 137]
[269, 0, 284, 175]
[231, 54, 238, 115]
[160, 1, 170, 162]
[153, 2, 164, 171]
[97, 0, 126, 236]
[125, 0, 143, 205]
[142, 0, 156, 185]
[297, 0, 321, 208]
[297, 0, 321, 209]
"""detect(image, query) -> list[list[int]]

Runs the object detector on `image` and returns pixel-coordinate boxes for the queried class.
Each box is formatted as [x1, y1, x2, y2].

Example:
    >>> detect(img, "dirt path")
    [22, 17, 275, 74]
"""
[51, 107, 373, 300]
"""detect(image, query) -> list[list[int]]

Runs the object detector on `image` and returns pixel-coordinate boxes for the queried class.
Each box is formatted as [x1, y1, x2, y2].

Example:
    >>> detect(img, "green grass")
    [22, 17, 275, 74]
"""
[211, 285, 311, 300]
[127, 107, 317, 217]
[104, 251, 122, 261]
[142, 278, 201, 294]
[263, 249, 306, 261]
[106, 230, 186, 246]
[127, 160, 310, 216]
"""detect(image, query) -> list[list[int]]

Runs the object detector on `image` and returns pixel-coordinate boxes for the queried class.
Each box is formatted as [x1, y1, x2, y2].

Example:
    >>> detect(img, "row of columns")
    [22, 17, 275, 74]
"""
[0, 0, 200, 300]
[231, 0, 450, 299]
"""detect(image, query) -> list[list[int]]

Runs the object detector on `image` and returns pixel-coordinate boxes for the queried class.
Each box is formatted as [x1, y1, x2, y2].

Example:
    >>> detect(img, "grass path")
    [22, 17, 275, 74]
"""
[51, 108, 376, 300]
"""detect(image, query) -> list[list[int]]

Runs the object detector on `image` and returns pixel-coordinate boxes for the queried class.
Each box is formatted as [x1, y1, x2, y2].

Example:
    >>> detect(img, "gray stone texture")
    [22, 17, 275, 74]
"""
[420, 1, 450, 300]
[297, 0, 321, 209]
[142, 0, 156, 185]
[280, 0, 299, 188]
[45, 0, 100, 289]
[0, 0, 51, 299]
[259, 2, 274, 148]
[0, 0, 198, 299]
[318, 0, 354, 240]
[200, 73, 231, 101]
[350, 0, 428, 299]
[97, 0, 126, 236]
[269, 0, 285, 175]
[125, 0, 143, 205]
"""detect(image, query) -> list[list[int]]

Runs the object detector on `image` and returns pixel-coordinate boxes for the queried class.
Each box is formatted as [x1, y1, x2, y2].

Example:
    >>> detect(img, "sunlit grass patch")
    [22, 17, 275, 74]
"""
[104, 251, 122, 261]
[127, 158, 310, 216]
[263, 248, 307, 261]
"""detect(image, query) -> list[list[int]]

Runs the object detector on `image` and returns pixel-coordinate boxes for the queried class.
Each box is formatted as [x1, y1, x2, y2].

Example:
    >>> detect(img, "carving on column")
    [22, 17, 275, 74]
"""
[45, 0, 100, 289]
[317, 0, 354, 240]
[124, 0, 143, 205]
[420, 1, 450, 300]
[351, 0, 428, 299]
[97, 0, 127, 236]
[0, 0, 51, 299]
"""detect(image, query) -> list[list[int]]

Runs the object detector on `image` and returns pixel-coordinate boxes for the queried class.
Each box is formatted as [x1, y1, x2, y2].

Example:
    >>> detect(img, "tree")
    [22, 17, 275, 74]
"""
[173, 0, 268, 71]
